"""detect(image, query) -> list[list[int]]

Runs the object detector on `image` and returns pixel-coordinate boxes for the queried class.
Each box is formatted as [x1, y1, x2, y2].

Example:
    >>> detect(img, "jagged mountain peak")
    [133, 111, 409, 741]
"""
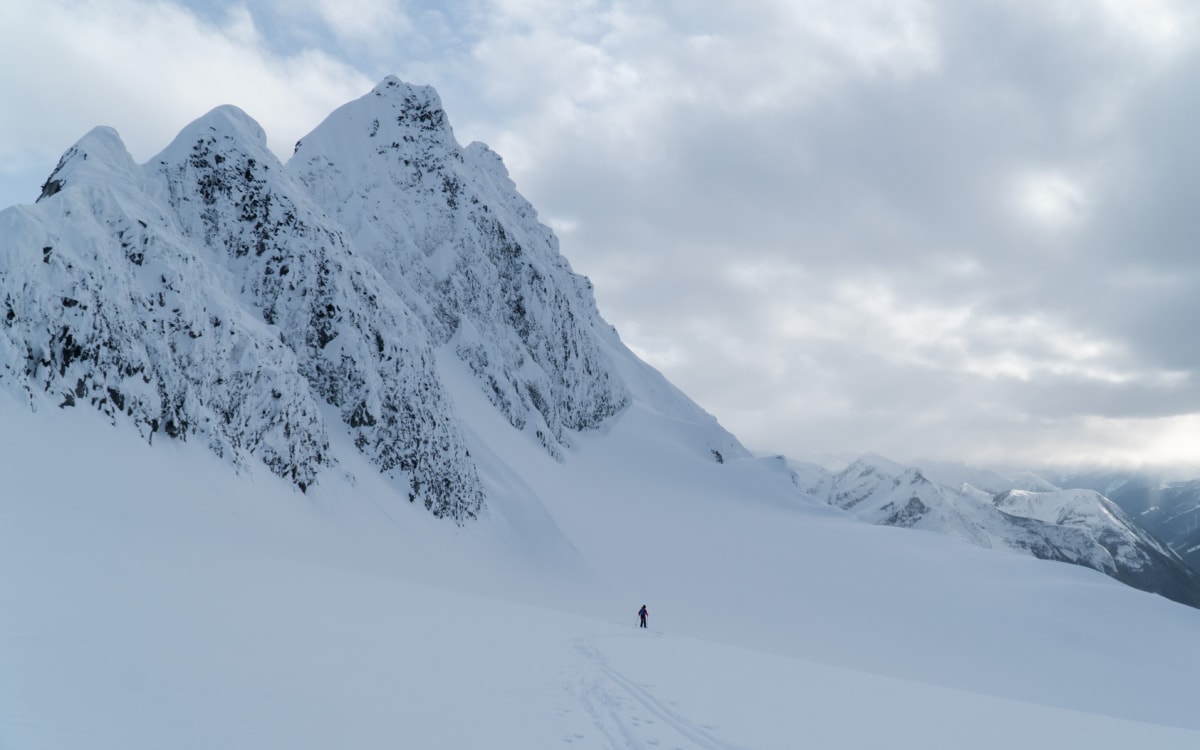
[855, 451, 906, 471]
[153, 104, 278, 179]
[2, 76, 745, 521]
[371, 75, 450, 131]
[290, 76, 634, 458]
[174, 105, 267, 150]
[290, 75, 458, 181]
[839, 452, 919, 482]
[37, 126, 141, 202]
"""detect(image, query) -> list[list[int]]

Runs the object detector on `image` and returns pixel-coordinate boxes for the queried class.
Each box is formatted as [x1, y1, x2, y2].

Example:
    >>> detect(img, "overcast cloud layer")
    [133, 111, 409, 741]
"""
[3, 0, 1199, 471]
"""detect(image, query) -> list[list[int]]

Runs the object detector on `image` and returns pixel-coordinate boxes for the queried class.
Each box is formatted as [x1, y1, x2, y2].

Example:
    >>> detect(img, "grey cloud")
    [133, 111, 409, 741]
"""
[494, 1, 1200, 466]
[4, 0, 1200, 468]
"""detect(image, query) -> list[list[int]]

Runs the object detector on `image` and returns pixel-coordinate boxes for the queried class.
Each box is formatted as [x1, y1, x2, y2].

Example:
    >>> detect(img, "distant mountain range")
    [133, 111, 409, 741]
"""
[1050, 471, 1200, 573]
[794, 454, 1200, 608]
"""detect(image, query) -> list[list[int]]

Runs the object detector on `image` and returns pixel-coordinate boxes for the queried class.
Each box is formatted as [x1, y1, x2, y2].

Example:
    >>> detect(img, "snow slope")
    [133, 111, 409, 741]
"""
[5, 382, 1200, 749]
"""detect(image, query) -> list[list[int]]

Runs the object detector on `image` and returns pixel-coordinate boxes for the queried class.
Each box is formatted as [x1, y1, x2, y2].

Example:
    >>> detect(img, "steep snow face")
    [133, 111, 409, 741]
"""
[289, 77, 631, 458]
[1, 104, 484, 520]
[804, 455, 1200, 607]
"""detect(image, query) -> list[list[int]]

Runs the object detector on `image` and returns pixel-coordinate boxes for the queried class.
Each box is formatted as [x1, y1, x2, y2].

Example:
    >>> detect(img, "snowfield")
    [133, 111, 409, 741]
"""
[5, 364, 1200, 749]
[4, 77, 1200, 749]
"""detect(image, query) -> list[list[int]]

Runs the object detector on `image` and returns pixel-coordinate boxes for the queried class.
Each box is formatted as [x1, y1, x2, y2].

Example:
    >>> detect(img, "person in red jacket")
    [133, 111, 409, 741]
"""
[638, 604, 648, 628]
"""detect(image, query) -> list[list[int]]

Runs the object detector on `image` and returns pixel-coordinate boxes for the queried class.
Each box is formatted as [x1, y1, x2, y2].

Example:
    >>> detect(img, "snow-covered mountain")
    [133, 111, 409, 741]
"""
[914, 458, 1059, 495]
[1055, 470, 1200, 573]
[8, 78, 1200, 748]
[799, 453, 1200, 607]
[290, 79, 633, 459]
[0, 77, 740, 522]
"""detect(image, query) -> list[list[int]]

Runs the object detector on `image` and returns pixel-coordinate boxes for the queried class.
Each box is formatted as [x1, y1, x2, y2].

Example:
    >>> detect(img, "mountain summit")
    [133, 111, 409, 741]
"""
[290, 77, 634, 459]
[0, 77, 742, 521]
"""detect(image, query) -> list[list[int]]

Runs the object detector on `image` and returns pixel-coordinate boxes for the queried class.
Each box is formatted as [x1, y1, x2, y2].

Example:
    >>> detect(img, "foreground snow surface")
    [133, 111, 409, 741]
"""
[5, 386, 1200, 749]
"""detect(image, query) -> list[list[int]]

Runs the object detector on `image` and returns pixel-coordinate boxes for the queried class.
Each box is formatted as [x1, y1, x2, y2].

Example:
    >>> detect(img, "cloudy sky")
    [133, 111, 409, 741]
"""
[3, 0, 1200, 471]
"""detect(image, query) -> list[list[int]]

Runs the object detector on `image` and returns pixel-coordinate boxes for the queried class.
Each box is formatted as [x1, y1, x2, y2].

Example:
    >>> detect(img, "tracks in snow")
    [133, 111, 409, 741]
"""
[571, 634, 748, 750]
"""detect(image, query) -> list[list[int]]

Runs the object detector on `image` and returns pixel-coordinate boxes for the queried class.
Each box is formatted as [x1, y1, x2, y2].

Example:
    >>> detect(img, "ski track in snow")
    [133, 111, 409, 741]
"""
[570, 634, 748, 750]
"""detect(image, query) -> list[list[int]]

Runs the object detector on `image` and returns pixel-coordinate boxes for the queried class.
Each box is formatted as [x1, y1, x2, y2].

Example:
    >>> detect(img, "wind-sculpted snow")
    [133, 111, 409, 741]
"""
[799, 454, 1200, 607]
[290, 77, 630, 458]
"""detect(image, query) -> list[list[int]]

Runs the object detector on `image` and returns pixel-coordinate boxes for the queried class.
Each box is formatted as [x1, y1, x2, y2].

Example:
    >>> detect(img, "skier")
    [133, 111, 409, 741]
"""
[638, 604, 648, 629]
